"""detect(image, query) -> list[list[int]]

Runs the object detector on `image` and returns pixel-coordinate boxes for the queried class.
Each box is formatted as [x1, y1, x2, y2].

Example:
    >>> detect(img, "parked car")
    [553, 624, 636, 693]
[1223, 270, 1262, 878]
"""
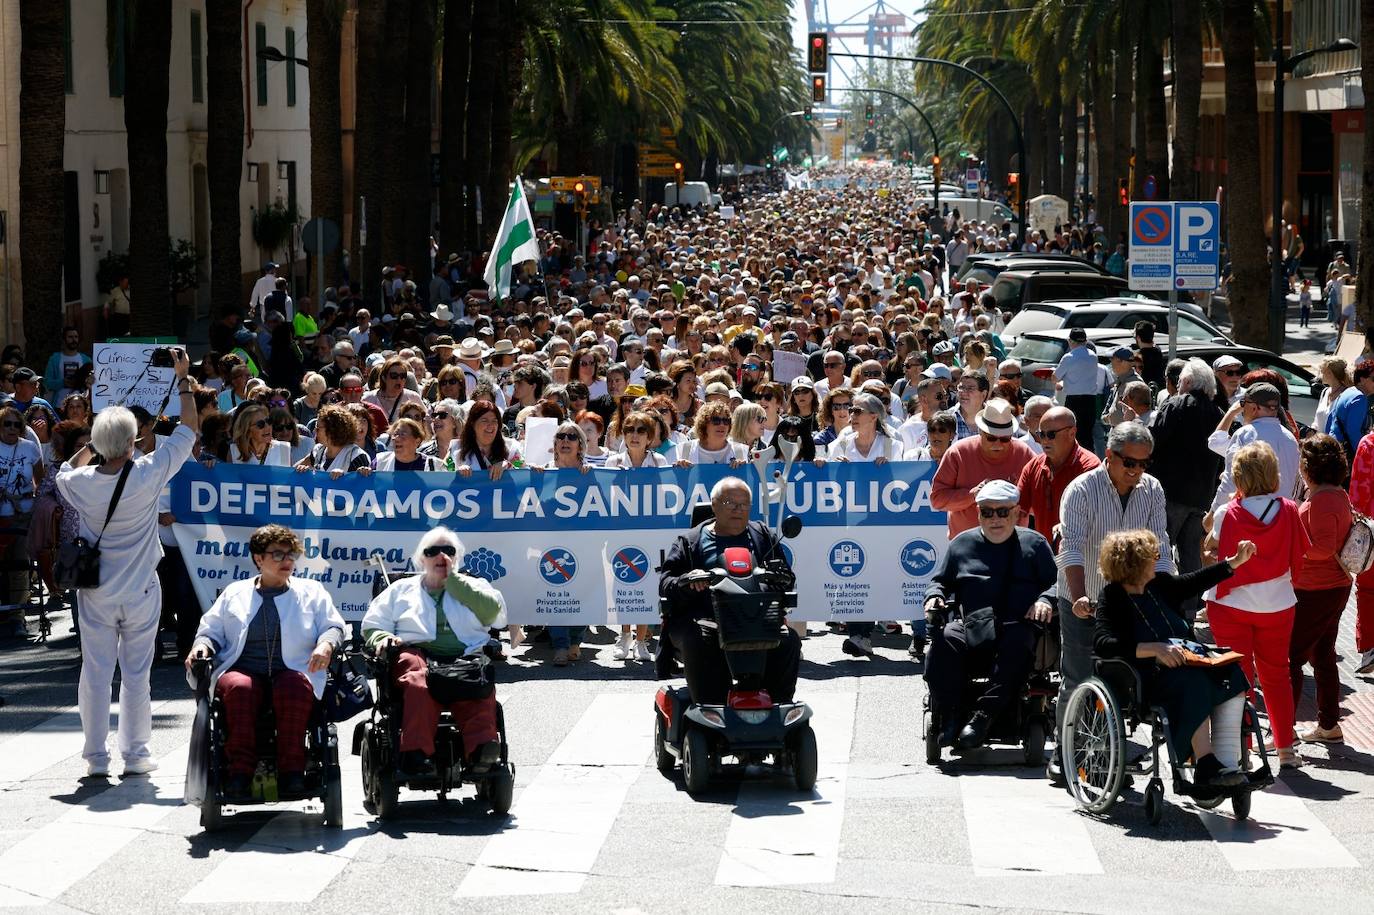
[955, 252, 1106, 286]
[988, 269, 1134, 315]
[1006, 328, 1137, 398]
[1000, 298, 1225, 346]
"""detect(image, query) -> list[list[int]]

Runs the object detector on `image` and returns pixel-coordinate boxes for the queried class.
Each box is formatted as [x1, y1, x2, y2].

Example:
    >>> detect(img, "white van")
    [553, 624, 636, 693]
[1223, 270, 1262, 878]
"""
[916, 196, 1017, 226]
[665, 181, 714, 209]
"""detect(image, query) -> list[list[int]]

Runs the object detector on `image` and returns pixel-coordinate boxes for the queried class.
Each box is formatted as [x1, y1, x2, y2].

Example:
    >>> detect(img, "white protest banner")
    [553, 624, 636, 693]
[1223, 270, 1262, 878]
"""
[92, 342, 181, 416]
[719, 205, 736, 220]
[771, 349, 808, 385]
[522, 416, 557, 467]
[171, 462, 948, 625]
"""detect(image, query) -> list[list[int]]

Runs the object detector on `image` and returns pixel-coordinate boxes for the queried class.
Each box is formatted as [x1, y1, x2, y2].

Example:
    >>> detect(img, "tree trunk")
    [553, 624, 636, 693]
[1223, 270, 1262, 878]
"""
[206, 0, 243, 320]
[439, 0, 472, 256]
[1108, 42, 1133, 245]
[486, 7, 524, 235]
[307, 0, 344, 301]
[1132, 40, 1147, 198]
[1142, 38, 1169, 199]
[1045, 90, 1063, 198]
[17, 0, 66, 363]
[1359, 0, 1374, 328]
[1090, 45, 1115, 231]
[378, 0, 412, 273]
[123, 0, 173, 336]
[464, 1, 501, 248]
[352, 0, 385, 309]
[1220, 0, 1268, 346]
[403, 0, 435, 292]
[1170, 0, 1203, 200]
[1022, 98, 1042, 198]
[1061, 90, 1078, 207]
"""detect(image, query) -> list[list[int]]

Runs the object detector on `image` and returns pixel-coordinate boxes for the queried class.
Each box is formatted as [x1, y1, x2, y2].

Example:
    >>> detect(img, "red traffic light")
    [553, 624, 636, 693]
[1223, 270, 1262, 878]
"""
[807, 32, 828, 73]
[672, 162, 683, 172]
[932, 155, 940, 166]
[1007, 172, 1019, 185]
[573, 181, 585, 193]
[811, 75, 826, 103]
[812, 36, 824, 48]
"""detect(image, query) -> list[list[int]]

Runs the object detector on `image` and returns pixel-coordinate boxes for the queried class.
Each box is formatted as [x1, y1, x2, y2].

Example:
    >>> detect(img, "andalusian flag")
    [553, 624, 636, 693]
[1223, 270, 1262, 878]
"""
[483, 177, 540, 304]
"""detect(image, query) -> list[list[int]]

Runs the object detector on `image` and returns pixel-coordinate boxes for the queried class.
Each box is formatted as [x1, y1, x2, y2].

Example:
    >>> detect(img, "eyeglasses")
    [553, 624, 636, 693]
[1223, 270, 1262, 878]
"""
[441, 377, 460, 385]
[423, 544, 458, 558]
[978, 506, 1014, 519]
[824, 361, 844, 368]
[0, 421, 22, 429]
[262, 549, 301, 563]
[251, 418, 269, 429]
[708, 416, 731, 426]
[716, 497, 750, 511]
[1037, 426, 1072, 441]
[386, 372, 406, 380]
[554, 431, 580, 442]
[957, 384, 981, 393]
[831, 402, 851, 411]
[1112, 453, 1151, 470]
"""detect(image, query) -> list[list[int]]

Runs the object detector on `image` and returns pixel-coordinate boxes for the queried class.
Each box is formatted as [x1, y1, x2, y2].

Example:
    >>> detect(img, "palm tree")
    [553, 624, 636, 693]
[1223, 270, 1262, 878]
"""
[378, 0, 412, 271]
[486, 7, 525, 242]
[123, 0, 174, 336]
[307, 0, 345, 300]
[1219, 0, 1267, 346]
[1359, 0, 1374, 328]
[1170, 0, 1204, 200]
[352, 0, 385, 308]
[439, 0, 472, 256]
[18, 0, 66, 363]
[464, 1, 500, 246]
[206, 0, 243, 319]
[402, 0, 436, 285]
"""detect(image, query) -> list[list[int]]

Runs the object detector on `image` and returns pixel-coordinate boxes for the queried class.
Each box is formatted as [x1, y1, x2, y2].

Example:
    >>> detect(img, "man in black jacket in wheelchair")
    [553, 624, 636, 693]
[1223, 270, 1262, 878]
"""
[658, 478, 802, 704]
[923, 480, 1059, 750]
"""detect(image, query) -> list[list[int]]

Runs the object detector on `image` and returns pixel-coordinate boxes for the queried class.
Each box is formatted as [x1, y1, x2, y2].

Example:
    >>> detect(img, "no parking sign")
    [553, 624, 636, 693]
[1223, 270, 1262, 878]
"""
[1128, 201, 1220, 292]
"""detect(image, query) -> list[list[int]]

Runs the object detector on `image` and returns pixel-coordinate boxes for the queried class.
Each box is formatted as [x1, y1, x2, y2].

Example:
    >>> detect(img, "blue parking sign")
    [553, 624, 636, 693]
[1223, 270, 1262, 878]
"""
[1173, 202, 1220, 291]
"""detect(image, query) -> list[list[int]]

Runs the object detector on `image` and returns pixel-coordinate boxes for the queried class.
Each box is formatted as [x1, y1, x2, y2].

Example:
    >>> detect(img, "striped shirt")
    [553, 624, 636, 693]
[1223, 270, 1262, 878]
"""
[1057, 465, 1175, 602]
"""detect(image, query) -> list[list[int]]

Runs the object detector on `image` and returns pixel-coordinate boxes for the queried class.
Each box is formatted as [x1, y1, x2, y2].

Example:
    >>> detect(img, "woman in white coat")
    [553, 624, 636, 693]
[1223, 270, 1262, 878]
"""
[186, 524, 345, 801]
[362, 527, 507, 775]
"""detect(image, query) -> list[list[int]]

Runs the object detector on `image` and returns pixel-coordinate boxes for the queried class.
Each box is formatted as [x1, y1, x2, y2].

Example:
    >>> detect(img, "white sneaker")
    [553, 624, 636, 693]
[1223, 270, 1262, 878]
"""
[122, 757, 159, 776]
[612, 634, 632, 660]
[86, 759, 110, 778]
[1357, 647, 1374, 675]
[634, 639, 653, 662]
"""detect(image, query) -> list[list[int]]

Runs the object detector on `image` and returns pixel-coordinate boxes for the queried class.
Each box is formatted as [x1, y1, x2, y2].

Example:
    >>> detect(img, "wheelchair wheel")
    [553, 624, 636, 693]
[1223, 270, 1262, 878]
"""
[1062, 678, 1126, 814]
[791, 724, 818, 791]
[1232, 789, 1252, 821]
[1144, 778, 1165, 826]
[682, 728, 712, 794]
[199, 794, 223, 832]
[1193, 794, 1226, 811]
[487, 768, 514, 815]
[653, 712, 675, 774]
[1022, 719, 1047, 768]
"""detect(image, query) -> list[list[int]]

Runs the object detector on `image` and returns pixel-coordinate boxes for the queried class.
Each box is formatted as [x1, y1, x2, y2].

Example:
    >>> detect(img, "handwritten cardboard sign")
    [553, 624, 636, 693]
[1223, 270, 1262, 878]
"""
[92, 342, 181, 416]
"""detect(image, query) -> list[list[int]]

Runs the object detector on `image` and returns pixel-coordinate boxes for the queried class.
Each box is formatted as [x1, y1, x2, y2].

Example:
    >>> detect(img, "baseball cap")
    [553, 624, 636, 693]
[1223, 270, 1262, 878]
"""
[1111, 346, 1134, 361]
[1242, 382, 1281, 407]
[12, 367, 38, 384]
[1212, 355, 1243, 371]
[921, 364, 953, 381]
[975, 479, 1021, 504]
[705, 382, 731, 397]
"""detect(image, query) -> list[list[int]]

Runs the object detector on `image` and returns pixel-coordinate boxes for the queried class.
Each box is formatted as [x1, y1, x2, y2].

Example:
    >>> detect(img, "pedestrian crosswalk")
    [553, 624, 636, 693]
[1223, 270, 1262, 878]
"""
[0, 684, 1369, 908]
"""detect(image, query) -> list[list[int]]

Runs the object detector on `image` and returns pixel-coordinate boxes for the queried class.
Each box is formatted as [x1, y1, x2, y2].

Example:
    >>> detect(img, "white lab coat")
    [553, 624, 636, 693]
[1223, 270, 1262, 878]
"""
[195, 577, 347, 698]
[363, 574, 507, 657]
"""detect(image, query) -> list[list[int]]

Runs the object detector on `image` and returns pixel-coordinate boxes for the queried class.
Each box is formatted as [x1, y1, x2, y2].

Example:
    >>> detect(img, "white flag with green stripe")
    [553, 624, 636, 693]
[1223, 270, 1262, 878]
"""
[483, 177, 540, 304]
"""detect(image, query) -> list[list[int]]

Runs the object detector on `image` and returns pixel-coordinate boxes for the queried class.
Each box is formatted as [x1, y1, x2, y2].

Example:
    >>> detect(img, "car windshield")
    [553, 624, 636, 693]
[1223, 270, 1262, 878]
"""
[1009, 337, 1068, 365]
[1031, 280, 1119, 301]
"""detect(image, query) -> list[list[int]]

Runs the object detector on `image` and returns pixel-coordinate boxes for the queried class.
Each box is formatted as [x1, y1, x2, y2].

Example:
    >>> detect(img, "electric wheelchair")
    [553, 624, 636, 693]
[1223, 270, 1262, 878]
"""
[921, 603, 1060, 767]
[353, 570, 514, 818]
[1061, 657, 1274, 824]
[185, 657, 344, 833]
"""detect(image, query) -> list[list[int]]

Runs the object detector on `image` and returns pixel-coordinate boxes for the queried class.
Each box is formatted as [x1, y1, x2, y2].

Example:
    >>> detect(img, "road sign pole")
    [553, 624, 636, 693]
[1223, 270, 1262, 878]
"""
[1168, 289, 1178, 362]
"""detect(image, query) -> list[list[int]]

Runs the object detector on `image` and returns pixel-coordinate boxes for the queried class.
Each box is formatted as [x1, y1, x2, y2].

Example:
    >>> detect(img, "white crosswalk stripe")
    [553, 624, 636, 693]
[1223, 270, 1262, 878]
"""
[0, 687, 1369, 908]
[0, 698, 189, 790]
[0, 743, 189, 907]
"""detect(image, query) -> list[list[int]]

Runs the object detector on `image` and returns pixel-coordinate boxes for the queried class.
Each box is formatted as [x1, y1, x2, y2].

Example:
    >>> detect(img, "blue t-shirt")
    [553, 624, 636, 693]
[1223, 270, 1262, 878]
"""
[1054, 345, 1100, 396]
[1324, 386, 1368, 451]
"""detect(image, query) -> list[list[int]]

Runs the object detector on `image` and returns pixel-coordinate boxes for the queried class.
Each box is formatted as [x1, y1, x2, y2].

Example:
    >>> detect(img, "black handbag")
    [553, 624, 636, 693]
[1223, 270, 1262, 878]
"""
[53, 461, 132, 591]
[426, 653, 495, 705]
[961, 606, 998, 648]
[322, 652, 374, 722]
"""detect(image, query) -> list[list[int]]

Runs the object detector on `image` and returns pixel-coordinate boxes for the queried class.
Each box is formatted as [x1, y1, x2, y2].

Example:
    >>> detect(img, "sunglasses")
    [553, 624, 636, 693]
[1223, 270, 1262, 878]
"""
[1221, 369, 1244, 377]
[623, 425, 652, 435]
[978, 506, 1014, 519]
[708, 416, 732, 426]
[744, 363, 763, 371]
[554, 431, 580, 442]
[1000, 372, 1022, 379]
[423, 544, 458, 558]
[386, 372, 407, 380]
[1, 421, 23, 429]
[862, 370, 883, 379]
[831, 402, 851, 411]
[262, 549, 300, 562]
[1113, 454, 1151, 470]
[251, 418, 269, 429]
[342, 385, 363, 393]
[1037, 426, 1072, 441]
[433, 411, 451, 421]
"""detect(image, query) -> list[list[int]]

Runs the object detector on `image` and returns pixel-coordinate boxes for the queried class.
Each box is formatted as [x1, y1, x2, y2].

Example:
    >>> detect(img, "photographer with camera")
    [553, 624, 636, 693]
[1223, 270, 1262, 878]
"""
[56, 347, 200, 779]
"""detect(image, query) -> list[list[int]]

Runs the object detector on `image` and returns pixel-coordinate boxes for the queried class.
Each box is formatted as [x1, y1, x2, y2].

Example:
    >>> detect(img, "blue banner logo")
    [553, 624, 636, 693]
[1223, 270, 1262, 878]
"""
[539, 548, 578, 584]
[829, 540, 866, 578]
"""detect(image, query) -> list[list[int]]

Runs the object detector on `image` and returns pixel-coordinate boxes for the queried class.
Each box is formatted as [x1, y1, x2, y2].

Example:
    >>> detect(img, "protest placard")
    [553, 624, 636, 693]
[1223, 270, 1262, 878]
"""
[771, 349, 808, 385]
[92, 342, 181, 416]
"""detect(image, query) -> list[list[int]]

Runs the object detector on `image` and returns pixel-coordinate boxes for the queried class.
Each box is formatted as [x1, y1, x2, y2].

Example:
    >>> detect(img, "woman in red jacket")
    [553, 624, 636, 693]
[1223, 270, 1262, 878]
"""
[1289, 434, 1355, 743]
[1203, 442, 1310, 769]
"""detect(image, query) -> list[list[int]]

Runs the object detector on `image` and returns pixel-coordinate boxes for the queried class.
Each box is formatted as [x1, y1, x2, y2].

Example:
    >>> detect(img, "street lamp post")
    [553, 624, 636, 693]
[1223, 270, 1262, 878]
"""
[837, 87, 941, 209]
[1267, 1, 1355, 353]
[259, 45, 309, 67]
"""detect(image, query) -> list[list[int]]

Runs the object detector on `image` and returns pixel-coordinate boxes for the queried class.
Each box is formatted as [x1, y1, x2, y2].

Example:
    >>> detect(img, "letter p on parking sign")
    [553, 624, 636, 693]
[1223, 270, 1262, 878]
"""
[1173, 201, 1220, 291]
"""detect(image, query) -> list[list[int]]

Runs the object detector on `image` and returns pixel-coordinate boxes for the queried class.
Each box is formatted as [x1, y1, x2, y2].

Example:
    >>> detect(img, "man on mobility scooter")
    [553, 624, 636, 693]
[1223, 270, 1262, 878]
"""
[654, 441, 814, 794]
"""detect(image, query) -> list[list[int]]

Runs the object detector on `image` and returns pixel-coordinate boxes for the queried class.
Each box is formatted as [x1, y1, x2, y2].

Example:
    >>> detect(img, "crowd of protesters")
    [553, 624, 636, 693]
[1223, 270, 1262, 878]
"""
[0, 164, 1371, 777]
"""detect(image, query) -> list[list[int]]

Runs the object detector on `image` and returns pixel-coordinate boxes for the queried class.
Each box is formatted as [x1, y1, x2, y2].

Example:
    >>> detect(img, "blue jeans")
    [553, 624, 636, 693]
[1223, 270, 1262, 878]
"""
[550, 626, 583, 650]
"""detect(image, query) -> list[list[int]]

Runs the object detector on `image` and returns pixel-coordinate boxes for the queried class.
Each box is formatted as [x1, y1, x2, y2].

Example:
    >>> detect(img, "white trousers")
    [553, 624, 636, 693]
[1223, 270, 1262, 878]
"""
[78, 578, 161, 765]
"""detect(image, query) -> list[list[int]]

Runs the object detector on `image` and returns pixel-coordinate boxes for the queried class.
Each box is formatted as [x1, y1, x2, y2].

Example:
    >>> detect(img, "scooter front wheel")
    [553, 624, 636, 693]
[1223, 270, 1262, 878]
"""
[682, 728, 712, 794]
[791, 724, 818, 791]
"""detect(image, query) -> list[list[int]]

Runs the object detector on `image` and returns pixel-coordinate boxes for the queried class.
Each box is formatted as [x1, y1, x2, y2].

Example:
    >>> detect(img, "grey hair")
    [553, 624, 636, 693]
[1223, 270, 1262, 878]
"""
[1107, 421, 1154, 453]
[90, 405, 137, 460]
[1023, 395, 1054, 415]
[1122, 380, 1153, 408]
[433, 398, 463, 418]
[414, 526, 463, 568]
[999, 357, 1023, 373]
[554, 420, 586, 460]
[710, 475, 751, 502]
[1177, 357, 1217, 398]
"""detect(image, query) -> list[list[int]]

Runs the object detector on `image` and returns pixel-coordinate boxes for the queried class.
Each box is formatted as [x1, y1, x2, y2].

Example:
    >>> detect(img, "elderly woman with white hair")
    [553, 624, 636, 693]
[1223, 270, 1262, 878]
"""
[363, 527, 508, 775]
[57, 348, 199, 778]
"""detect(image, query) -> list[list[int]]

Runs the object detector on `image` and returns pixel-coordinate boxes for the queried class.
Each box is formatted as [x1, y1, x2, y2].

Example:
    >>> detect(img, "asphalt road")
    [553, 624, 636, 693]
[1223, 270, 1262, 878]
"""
[2, 609, 1374, 914]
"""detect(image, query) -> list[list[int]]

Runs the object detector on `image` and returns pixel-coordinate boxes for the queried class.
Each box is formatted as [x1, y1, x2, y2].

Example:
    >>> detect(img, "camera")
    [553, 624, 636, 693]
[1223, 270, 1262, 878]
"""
[149, 346, 182, 368]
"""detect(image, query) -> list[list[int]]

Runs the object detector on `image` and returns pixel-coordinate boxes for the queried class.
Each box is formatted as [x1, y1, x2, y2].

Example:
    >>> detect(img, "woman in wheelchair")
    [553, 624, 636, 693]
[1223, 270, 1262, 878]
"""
[1093, 530, 1258, 789]
[362, 527, 507, 776]
[185, 524, 346, 801]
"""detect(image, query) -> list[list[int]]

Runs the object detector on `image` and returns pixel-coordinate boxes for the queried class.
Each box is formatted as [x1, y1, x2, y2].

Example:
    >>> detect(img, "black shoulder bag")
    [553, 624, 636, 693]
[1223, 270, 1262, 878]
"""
[54, 460, 133, 590]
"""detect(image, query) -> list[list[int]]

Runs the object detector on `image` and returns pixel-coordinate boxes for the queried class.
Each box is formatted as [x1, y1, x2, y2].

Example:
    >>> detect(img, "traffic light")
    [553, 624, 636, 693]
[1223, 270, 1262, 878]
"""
[1117, 177, 1129, 206]
[807, 32, 828, 73]
[1007, 172, 1020, 208]
[834, 117, 843, 128]
[811, 75, 826, 103]
[864, 102, 875, 127]
[932, 154, 941, 185]
[673, 161, 684, 188]
[572, 180, 587, 216]
[803, 106, 812, 122]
